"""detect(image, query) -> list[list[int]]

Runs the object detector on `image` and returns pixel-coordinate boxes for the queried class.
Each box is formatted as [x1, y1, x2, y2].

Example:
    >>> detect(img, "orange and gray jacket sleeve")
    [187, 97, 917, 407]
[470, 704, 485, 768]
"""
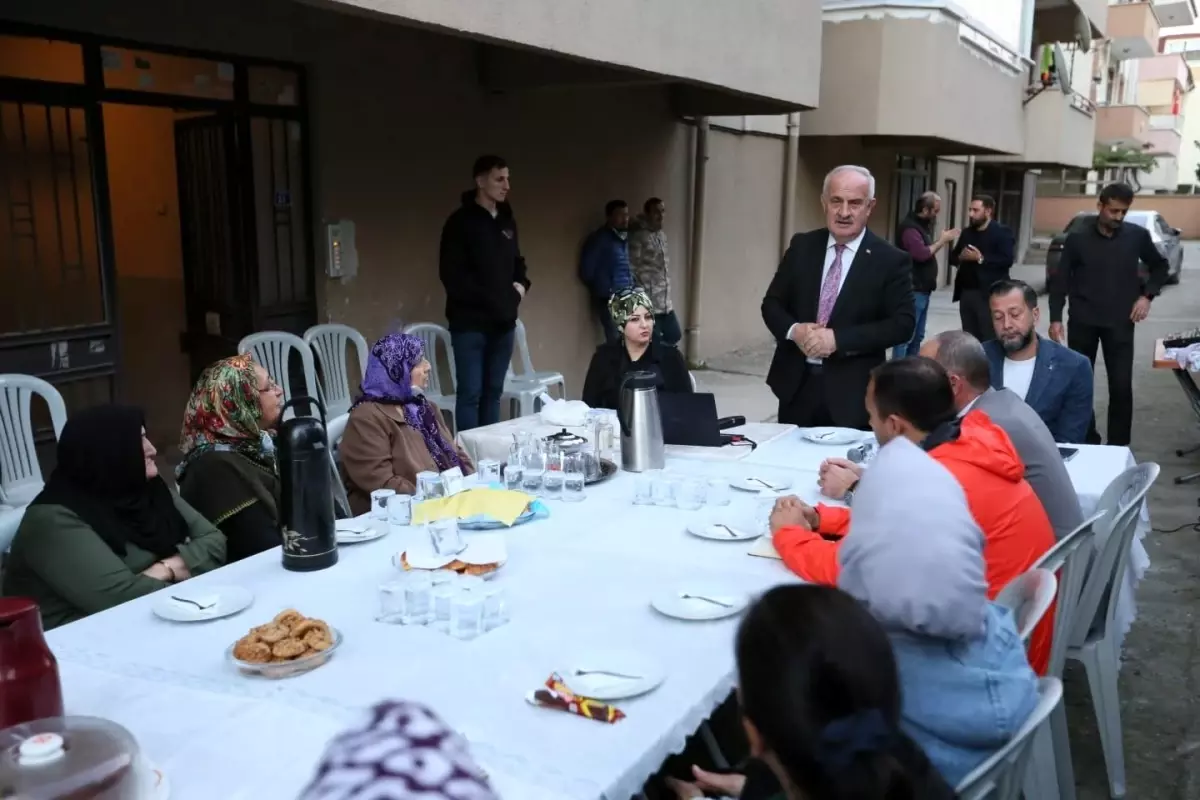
[815, 504, 851, 537]
[771, 525, 841, 585]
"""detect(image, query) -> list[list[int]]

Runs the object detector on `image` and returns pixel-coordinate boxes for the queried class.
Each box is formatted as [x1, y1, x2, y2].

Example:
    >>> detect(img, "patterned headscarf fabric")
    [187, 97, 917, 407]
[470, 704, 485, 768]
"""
[355, 333, 461, 472]
[608, 287, 655, 333]
[299, 701, 498, 800]
[176, 353, 277, 481]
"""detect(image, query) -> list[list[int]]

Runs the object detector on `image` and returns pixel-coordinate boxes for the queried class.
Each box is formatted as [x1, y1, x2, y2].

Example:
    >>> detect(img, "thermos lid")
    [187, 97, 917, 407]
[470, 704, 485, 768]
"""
[622, 370, 659, 391]
[0, 716, 141, 798]
[543, 428, 587, 448]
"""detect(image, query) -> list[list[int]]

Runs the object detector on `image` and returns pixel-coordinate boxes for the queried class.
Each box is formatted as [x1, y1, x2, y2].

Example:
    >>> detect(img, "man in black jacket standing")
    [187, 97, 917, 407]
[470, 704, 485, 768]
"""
[439, 155, 532, 431]
[761, 165, 914, 429]
[893, 192, 959, 358]
[1048, 182, 1169, 446]
[950, 195, 1015, 341]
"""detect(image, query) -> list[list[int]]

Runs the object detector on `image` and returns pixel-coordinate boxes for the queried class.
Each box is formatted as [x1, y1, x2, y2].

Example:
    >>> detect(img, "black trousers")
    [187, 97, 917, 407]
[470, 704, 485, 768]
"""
[778, 367, 834, 427]
[958, 289, 995, 342]
[1068, 320, 1134, 446]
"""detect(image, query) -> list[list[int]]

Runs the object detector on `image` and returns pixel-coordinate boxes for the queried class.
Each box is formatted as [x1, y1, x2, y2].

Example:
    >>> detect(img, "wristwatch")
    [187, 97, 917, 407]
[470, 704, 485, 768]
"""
[844, 479, 859, 507]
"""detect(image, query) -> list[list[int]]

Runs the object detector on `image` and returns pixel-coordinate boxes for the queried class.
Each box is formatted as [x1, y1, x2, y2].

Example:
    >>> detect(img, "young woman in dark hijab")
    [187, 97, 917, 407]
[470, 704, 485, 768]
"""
[4, 405, 226, 630]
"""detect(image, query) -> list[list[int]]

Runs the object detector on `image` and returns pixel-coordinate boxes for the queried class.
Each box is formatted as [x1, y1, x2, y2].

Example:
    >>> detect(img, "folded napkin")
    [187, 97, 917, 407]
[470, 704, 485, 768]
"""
[526, 673, 625, 724]
[413, 488, 536, 527]
[747, 537, 782, 561]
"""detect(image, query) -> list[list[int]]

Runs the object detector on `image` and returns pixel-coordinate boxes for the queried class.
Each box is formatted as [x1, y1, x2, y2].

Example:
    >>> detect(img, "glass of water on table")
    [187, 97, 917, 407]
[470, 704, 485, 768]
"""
[505, 443, 525, 491]
[562, 453, 586, 502]
[522, 443, 546, 494]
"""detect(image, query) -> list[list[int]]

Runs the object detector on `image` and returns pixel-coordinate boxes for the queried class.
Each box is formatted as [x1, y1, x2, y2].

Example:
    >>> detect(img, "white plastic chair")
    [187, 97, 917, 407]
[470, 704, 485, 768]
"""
[0, 375, 68, 552]
[402, 323, 457, 432]
[502, 319, 565, 417]
[1061, 463, 1159, 799]
[994, 568, 1057, 644]
[956, 677, 1064, 800]
[304, 324, 369, 419]
[689, 371, 698, 391]
[325, 411, 351, 518]
[238, 332, 320, 419]
[1023, 512, 1103, 800]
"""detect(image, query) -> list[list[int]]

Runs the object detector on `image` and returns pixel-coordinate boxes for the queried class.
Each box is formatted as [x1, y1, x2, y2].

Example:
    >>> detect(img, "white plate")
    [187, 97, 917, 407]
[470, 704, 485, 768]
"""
[137, 757, 169, 799]
[800, 427, 869, 445]
[686, 519, 760, 541]
[152, 585, 253, 623]
[651, 588, 751, 621]
[335, 524, 388, 544]
[557, 652, 666, 701]
[730, 475, 792, 493]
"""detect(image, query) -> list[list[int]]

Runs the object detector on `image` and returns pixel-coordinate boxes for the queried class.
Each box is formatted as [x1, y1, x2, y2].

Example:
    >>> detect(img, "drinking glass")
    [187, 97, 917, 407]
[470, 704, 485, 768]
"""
[416, 471, 443, 500]
[377, 580, 407, 624]
[707, 479, 732, 507]
[449, 591, 485, 640]
[542, 446, 564, 500]
[522, 446, 546, 494]
[632, 473, 654, 505]
[676, 479, 706, 511]
[370, 489, 395, 520]
[652, 471, 676, 507]
[482, 586, 508, 631]
[429, 517, 464, 556]
[387, 494, 412, 528]
[478, 459, 502, 485]
[404, 572, 434, 625]
[432, 580, 459, 624]
[562, 453, 586, 502]
[754, 496, 779, 536]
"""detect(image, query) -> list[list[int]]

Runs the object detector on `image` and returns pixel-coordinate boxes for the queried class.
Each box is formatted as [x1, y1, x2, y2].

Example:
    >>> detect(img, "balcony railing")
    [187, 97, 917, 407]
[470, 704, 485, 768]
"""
[1150, 113, 1185, 132]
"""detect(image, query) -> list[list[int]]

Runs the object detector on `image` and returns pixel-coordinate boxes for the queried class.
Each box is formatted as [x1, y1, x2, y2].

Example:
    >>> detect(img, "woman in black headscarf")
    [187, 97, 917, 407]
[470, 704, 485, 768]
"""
[4, 405, 226, 630]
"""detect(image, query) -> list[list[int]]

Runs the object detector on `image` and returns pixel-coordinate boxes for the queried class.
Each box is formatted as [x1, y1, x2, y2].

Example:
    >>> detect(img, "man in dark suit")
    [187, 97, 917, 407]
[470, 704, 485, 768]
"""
[761, 165, 915, 429]
[950, 194, 1015, 341]
[984, 279, 1093, 443]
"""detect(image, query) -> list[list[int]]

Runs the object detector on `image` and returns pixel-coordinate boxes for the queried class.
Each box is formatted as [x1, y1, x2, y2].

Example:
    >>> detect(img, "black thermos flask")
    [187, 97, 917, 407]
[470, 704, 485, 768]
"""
[277, 396, 338, 572]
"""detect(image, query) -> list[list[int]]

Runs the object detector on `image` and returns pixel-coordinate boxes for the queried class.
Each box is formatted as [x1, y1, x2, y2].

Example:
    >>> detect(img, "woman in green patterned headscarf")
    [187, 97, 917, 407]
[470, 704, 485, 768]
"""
[581, 287, 693, 409]
[176, 354, 285, 562]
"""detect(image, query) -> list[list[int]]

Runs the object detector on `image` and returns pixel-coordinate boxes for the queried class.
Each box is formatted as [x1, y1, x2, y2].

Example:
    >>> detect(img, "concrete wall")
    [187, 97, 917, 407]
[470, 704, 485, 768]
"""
[1033, 194, 1200, 234]
[312, 0, 823, 111]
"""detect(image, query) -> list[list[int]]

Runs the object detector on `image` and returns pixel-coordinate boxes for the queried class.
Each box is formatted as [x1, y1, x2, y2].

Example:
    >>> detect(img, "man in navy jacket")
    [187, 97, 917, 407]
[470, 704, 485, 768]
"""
[579, 200, 634, 343]
[984, 279, 1093, 443]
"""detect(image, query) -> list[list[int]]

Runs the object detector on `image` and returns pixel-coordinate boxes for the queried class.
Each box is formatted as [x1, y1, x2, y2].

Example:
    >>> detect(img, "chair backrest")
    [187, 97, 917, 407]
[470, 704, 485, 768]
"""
[1032, 511, 1103, 677]
[994, 568, 1057, 644]
[304, 324, 369, 419]
[238, 332, 320, 414]
[512, 319, 536, 378]
[689, 371, 698, 392]
[1068, 463, 1159, 650]
[0, 375, 68, 505]
[955, 677, 1064, 800]
[402, 323, 455, 396]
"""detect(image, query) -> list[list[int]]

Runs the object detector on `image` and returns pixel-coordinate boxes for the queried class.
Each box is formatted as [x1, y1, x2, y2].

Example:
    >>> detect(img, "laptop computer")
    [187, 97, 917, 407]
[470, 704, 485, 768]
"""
[659, 391, 724, 447]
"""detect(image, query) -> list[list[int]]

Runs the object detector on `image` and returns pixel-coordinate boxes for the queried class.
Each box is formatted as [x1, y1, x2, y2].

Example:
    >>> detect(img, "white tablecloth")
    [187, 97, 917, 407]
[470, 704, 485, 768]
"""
[44, 432, 1149, 799]
[456, 413, 794, 465]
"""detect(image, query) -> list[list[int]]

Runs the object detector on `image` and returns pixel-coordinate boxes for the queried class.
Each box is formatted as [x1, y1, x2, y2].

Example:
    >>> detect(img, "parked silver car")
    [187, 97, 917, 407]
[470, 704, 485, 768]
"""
[1045, 210, 1183, 287]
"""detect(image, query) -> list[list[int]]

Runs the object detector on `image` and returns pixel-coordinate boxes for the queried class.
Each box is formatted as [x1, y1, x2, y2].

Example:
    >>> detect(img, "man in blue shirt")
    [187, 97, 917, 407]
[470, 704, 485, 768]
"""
[579, 200, 634, 343]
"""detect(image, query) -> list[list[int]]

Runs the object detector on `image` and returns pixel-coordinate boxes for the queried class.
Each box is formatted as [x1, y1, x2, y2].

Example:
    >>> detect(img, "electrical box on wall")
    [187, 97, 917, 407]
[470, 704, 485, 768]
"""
[326, 220, 358, 279]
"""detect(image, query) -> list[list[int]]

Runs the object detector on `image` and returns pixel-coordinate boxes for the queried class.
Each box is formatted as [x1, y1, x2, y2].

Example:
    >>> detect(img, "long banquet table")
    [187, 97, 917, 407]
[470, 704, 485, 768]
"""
[44, 424, 1151, 799]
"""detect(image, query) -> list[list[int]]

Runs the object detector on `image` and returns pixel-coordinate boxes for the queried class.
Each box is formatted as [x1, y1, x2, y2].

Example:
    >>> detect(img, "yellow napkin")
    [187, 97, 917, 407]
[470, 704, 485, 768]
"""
[412, 488, 534, 527]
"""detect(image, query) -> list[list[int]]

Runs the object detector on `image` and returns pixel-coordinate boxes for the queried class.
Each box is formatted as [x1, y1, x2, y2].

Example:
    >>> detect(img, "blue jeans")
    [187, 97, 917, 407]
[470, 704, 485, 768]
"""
[451, 328, 515, 431]
[892, 292, 930, 359]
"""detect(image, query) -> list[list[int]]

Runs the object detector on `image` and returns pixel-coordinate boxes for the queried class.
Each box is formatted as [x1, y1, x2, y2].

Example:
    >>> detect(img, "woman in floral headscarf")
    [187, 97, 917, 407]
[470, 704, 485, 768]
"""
[340, 332, 474, 515]
[176, 354, 285, 562]
[581, 287, 692, 410]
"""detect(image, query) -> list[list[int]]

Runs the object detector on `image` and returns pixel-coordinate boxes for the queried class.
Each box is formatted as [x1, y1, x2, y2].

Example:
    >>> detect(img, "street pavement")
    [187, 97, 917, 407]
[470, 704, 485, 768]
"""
[698, 242, 1200, 798]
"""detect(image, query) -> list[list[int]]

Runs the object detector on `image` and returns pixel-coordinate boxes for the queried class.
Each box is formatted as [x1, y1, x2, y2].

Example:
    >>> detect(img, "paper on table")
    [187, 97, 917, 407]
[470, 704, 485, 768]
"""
[403, 533, 508, 570]
[747, 537, 782, 560]
[334, 518, 372, 533]
[412, 488, 533, 527]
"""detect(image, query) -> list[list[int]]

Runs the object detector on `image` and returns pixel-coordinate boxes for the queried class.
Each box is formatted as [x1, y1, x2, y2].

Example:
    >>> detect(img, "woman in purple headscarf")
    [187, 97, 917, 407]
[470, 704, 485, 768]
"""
[340, 333, 474, 515]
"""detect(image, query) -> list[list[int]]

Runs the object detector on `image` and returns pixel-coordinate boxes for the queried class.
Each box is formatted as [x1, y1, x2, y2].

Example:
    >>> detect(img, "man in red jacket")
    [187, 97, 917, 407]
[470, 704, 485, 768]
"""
[770, 357, 1056, 673]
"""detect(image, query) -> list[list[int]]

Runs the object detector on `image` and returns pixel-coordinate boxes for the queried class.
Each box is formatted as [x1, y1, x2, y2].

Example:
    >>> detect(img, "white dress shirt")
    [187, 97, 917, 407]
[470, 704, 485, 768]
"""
[788, 228, 867, 365]
[1002, 357, 1036, 401]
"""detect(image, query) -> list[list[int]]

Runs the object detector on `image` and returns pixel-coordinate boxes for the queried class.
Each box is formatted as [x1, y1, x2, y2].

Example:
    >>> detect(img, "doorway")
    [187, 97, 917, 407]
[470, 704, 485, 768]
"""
[0, 26, 315, 457]
[893, 155, 932, 237]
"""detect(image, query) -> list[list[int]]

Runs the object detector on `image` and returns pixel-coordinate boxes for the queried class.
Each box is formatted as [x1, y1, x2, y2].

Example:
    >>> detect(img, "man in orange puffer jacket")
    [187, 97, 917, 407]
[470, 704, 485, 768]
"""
[769, 357, 1056, 674]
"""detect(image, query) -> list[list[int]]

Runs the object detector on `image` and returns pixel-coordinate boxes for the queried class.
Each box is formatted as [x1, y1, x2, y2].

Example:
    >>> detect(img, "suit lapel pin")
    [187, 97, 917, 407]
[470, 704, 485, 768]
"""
[865, 249, 871, 255]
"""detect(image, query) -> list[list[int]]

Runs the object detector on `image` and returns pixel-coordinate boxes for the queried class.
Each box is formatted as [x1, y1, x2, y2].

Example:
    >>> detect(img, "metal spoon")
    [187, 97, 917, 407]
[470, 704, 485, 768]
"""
[680, 593, 735, 608]
[715, 524, 741, 538]
[572, 668, 643, 680]
[171, 596, 216, 610]
[750, 477, 780, 491]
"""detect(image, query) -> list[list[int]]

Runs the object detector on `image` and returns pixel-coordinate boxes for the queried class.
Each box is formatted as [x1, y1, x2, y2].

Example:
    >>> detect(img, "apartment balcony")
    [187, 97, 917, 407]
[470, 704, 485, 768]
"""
[983, 89, 1097, 168]
[1147, 114, 1184, 155]
[322, 0, 823, 113]
[796, 4, 1024, 155]
[1107, 2, 1161, 60]
[1095, 103, 1152, 147]
[1153, 0, 1197, 26]
[1033, 0, 1108, 43]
